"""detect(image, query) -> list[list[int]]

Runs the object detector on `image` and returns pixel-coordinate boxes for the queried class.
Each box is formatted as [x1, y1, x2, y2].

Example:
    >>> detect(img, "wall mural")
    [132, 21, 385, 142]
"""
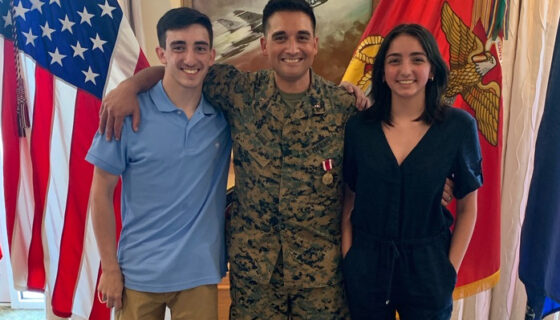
[192, 0, 372, 83]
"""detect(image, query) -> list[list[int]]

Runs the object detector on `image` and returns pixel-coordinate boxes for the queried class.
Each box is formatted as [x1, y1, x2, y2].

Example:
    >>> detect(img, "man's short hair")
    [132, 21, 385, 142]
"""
[262, 0, 316, 35]
[157, 7, 213, 48]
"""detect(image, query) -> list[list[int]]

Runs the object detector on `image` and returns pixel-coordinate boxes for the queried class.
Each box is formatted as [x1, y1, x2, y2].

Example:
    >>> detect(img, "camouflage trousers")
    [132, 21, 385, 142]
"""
[229, 251, 350, 320]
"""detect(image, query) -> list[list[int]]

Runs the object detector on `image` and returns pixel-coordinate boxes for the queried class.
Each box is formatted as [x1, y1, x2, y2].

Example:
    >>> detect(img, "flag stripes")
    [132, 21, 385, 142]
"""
[1, 0, 149, 318]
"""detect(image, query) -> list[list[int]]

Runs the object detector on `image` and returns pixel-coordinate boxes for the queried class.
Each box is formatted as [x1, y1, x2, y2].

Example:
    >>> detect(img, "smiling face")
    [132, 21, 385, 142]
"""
[383, 34, 433, 102]
[260, 10, 318, 93]
[156, 24, 215, 95]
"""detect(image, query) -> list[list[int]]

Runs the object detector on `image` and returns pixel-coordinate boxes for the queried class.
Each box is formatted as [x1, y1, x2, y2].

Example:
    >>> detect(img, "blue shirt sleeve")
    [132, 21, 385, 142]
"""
[453, 115, 483, 199]
[85, 122, 128, 176]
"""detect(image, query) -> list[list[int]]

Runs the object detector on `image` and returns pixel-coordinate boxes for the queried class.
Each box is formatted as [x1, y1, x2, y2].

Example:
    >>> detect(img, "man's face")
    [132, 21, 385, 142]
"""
[260, 11, 318, 92]
[156, 24, 215, 93]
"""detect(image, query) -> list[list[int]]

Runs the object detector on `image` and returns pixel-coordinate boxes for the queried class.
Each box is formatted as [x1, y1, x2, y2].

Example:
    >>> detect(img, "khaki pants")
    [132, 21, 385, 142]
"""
[115, 284, 217, 320]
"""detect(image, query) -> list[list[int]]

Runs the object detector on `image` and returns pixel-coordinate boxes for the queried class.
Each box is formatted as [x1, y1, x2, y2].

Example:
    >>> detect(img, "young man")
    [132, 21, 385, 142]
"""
[99, 1, 453, 318]
[203, 2, 355, 318]
[87, 8, 231, 320]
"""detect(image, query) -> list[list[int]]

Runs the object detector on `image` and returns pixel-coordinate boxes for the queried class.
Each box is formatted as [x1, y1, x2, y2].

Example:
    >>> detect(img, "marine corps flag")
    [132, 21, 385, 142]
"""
[343, 0, 506, 298]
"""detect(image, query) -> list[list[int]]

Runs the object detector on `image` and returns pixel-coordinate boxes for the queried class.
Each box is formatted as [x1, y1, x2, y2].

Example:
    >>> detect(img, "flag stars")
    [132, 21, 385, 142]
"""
[71, 41, 87, 59]
[82, 67, 99, 85]
[41, 21, 55, 40]
[78, 7, 94, 26]
[98, 0, 116, 18]
[49, 48, 66, 66]
[2, 12, 11, 27]
[13, 1, 30, 20]
[59, 15, 75, 34]
[22, 28, 38, 46]
[49, 0, 61, 6]
[29, 0, 45, 13]
[90, 33, 107, 52]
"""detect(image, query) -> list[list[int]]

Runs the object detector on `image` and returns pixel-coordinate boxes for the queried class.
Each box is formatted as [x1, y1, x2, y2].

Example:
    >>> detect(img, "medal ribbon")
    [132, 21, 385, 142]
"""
[322, 159, 333, 172]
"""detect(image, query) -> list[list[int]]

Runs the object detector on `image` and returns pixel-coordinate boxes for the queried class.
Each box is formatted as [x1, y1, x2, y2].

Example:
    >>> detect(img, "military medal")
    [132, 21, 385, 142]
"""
[322, 159, 334, 185]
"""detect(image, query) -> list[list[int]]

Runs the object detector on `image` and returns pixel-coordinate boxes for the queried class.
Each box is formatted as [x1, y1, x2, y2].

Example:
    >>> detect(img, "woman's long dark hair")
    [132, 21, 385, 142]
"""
[364, 24, 449, 125]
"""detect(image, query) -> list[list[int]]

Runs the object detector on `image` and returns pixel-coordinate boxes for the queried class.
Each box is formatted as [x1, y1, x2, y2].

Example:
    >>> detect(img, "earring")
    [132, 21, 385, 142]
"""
[430, 76, 434, 81]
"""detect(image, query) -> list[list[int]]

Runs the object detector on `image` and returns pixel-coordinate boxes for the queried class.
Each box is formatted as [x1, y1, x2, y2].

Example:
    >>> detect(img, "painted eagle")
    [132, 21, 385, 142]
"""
[441, 2, 501, 146]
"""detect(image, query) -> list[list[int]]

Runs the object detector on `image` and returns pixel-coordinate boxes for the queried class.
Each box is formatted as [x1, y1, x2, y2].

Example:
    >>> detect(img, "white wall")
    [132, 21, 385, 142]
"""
[134, 0, 182, 66]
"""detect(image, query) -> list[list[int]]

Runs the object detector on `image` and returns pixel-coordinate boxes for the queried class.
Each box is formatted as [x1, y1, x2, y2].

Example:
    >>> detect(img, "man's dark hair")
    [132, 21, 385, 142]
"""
[262, 0, 316, 34]
[365, 23, 450, 125]
[157, 7, 213, 48]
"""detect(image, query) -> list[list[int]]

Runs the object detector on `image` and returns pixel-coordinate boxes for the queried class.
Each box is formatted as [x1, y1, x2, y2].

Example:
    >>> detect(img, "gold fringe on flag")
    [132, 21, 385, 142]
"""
[453, 270, 501, 300]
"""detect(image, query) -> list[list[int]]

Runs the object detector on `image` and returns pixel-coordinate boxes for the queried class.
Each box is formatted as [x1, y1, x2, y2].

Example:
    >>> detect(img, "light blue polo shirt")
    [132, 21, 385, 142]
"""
[86, 81, 231, 293]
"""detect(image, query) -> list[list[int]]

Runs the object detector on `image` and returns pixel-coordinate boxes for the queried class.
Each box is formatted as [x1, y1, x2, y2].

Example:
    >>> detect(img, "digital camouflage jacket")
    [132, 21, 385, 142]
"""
[203, 64, 355, 288]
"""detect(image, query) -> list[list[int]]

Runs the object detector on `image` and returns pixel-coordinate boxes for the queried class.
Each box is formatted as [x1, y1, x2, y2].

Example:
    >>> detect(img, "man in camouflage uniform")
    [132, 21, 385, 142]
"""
[203, 1, 357, 315]
[100, 0, 361, 318]
[203, 63, 354, 319]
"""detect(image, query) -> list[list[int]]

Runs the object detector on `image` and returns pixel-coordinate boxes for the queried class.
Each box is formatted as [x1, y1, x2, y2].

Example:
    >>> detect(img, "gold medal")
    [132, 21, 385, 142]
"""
[322, 172, 334, 185]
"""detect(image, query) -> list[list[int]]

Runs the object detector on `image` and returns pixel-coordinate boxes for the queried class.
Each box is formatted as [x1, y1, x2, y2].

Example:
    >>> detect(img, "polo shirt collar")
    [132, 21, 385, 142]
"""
[150, 81, 217, 116]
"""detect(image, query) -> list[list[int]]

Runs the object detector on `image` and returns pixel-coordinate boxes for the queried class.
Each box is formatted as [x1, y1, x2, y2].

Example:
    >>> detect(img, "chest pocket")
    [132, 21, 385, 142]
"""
[288, 109, 345, 194]
[302, 100, 346, 146]
[232, 96, 286, 169]
[235, 129, 275, 168]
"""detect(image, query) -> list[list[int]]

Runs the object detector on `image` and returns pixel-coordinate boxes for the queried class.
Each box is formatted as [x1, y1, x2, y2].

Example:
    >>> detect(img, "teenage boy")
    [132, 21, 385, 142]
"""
[87, 8, 230, 320]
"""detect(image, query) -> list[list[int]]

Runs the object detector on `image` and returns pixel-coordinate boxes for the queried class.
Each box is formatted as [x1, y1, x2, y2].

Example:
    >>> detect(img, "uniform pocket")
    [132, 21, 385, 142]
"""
[235, 131, 272, 168]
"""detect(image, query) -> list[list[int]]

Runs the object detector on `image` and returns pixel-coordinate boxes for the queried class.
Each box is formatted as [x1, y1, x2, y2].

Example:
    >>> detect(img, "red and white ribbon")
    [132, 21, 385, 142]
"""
[322, 159, 333, 172]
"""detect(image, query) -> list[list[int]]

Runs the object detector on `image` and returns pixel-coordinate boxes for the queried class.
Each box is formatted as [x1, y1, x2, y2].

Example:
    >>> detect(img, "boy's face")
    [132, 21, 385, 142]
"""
[261, 11, 318, 91]
[156, 24, 215, 93]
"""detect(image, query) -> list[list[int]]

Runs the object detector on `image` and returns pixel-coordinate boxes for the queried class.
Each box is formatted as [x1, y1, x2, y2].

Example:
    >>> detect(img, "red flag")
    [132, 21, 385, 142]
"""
[1, 0, 147, 317]
[343, 0, 503, 299]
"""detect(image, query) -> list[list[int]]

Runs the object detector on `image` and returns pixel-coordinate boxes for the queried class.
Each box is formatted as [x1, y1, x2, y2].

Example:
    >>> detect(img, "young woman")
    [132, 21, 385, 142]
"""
[342, 24, 482, 320]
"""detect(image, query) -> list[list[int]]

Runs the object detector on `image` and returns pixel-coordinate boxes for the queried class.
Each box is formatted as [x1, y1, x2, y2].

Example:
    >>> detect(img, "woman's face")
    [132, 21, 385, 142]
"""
[383, 34, 433, 101]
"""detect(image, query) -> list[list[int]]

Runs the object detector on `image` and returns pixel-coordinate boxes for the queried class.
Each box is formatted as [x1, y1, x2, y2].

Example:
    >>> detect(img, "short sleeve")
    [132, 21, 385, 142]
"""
[85, 122, 128, 176]
[343, 117, 358, 191]
[453, 115, 483, 199]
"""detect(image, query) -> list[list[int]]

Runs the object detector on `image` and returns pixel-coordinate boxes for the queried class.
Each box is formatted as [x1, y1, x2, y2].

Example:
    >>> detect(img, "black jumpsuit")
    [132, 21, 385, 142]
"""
[342, 107, 483, 319]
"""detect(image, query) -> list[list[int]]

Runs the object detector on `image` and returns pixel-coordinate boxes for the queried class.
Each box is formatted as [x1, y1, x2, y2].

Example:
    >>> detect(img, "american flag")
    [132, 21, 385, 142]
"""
[0, 0, 148, 318]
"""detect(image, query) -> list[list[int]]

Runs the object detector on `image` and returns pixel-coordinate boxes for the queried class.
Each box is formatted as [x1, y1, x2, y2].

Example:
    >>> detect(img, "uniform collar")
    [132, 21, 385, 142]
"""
[257, 69, 328, 119]
[150, 81, 217, 116]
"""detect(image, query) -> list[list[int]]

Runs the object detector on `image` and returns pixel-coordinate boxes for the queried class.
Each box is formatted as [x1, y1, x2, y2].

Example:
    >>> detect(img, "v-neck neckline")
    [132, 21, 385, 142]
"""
[378, 121, 434, 168]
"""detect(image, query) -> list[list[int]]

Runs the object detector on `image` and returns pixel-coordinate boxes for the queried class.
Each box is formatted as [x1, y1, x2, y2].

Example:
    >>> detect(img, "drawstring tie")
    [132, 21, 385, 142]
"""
[385, 241, 400, 305]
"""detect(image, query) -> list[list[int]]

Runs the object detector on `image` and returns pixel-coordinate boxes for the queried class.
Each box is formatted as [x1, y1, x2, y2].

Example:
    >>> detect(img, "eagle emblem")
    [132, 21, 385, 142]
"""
[441, 2, 501, 146]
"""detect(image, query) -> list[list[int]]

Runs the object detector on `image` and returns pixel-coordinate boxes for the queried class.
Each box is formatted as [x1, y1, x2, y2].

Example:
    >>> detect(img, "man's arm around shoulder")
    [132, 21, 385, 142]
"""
[99, 66, 165, 140]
